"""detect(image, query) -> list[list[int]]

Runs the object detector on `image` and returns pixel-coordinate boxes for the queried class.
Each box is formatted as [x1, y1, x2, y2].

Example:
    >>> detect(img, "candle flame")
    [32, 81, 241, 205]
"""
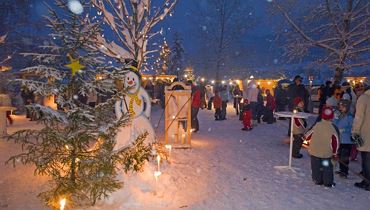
[59, 198, 66, 210]
[154, 171, 162, 177]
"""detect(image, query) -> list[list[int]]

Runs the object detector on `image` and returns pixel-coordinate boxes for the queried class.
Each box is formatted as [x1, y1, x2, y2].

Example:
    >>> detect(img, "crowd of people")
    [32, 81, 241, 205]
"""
[185, 75, 370, 191]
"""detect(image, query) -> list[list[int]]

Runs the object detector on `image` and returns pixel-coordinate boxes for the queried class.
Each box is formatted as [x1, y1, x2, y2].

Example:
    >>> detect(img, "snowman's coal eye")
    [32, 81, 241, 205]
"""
[133, 78, 135, 81]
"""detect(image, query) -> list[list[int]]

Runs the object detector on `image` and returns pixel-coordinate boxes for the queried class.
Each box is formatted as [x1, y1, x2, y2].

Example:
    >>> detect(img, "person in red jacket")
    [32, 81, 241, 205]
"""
[242, 99, 253, 131]
[213, 90, 222, 120]
[263, 89, 276, 124]
[188, 80, 201, 132]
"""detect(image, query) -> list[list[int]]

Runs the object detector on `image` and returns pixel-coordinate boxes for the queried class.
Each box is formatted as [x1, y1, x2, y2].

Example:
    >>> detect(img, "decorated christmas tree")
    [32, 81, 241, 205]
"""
[7, 0, 152, 208]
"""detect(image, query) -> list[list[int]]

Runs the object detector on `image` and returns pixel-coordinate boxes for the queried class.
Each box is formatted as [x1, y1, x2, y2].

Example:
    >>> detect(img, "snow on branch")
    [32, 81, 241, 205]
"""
[91, 0, 177, 70]
[273, 0, 370, 82]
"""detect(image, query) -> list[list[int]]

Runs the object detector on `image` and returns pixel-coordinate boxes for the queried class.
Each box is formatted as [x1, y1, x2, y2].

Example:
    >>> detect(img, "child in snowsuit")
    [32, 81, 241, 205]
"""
[305, 106, 339, 187]
[213, 90, 222, 121]
[292, 97, 307, 158]
[333, 100, 353, 178]
[241, 99, 253, 131]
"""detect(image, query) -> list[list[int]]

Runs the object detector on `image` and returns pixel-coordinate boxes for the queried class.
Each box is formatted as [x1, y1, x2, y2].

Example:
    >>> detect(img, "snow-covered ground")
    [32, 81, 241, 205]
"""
[1, 105, 370, 210]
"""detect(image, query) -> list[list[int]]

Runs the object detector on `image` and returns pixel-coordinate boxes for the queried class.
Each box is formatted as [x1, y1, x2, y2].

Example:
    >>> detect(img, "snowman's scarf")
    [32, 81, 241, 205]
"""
[127, 93, 142, 117]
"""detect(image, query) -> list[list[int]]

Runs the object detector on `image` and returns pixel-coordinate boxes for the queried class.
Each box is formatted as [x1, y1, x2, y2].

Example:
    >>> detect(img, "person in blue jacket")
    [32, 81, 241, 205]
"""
[333, 99, 353, 178]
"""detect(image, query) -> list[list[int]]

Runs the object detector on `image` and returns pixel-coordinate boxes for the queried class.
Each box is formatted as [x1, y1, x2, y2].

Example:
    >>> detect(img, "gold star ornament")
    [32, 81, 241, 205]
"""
[65, 55, 85, 76]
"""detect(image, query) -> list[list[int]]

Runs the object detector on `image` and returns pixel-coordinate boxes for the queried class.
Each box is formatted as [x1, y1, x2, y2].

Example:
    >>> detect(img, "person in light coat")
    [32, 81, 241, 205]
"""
[243, 79, 259, 124]
[333, 100, 353, 178]
[352, 88, 370, 191]
[341, 82, 357, 115]
[305, 107, 339, 188]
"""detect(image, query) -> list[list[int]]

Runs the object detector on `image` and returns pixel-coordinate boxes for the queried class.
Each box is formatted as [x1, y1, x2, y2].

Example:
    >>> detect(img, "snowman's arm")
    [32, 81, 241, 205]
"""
[115, 100, 123, 120]
[141, 88, 151, 118]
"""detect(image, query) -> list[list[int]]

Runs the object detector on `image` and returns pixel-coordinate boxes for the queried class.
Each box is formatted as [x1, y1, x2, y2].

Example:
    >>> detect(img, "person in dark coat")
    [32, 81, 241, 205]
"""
[189, 80, 201, 132]
[219, 85, 229, 120]
[199, 83, 207, 109]
[287, 75, 310, 112]
[264, 89, 276, 124]
[319, 81, 333, 110]
[274, 84, 287, 112]
[157, 81, 166, 109]
[233, 85, 242, 115]
[213, 90, 222, 120]
[256, 86, 264, 123]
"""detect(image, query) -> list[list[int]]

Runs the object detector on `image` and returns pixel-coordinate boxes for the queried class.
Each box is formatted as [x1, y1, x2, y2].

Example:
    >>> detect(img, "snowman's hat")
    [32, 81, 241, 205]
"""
[123, 59, 141, 80]
[123, 59, 138, 70]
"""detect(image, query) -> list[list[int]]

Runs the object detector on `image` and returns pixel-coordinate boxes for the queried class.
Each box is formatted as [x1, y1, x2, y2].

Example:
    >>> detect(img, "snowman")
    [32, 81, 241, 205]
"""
[114, 66, 155, 150]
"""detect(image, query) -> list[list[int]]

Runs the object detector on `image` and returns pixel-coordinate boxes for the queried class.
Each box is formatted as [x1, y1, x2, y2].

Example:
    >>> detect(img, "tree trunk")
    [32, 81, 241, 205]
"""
[334, 67, 344, 85]
[332, 0, 353, 85]
[215, 0, 226, 84]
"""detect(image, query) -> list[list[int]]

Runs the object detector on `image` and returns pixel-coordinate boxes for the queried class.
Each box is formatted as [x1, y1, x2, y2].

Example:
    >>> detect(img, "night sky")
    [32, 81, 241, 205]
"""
[161, 0, 280, 73]
[2, 0, 307, 78]
[30, 1, 280, 68]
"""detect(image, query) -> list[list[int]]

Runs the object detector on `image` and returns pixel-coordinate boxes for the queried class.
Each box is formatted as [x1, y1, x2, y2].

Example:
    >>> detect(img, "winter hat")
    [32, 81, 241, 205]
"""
[321, 106, 334, 120]
[293, 97, 303, 106]
[294, 75, 303, 81]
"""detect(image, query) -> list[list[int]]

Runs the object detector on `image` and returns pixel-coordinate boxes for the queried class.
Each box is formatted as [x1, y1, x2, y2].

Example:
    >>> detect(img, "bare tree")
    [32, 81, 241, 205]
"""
[92, 0, 177, 71]
[272, 0, 370, 83]
[194, 0, 255, 80]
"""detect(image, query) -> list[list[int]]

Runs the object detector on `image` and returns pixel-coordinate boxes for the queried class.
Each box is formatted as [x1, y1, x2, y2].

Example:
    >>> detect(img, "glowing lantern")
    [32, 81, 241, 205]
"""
[164, 82, 192, 148]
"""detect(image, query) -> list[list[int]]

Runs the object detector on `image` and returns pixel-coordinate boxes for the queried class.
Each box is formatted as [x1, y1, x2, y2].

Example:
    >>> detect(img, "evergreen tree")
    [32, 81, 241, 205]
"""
[169, 32, 184, 76]
[7, 1, 151, 208]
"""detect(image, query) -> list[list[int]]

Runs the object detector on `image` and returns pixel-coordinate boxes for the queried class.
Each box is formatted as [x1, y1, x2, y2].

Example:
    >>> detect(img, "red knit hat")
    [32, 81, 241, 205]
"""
[322, 106, 334, 120]
[293, 97, 303, 106]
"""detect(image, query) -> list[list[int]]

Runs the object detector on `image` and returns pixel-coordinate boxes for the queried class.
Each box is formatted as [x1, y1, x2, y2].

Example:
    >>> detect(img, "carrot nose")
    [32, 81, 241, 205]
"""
[128, 81, 133, 85]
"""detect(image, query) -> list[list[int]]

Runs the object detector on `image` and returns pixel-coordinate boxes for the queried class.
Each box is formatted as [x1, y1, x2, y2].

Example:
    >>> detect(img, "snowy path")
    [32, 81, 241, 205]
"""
[146, 104, 370, 210]
[1, 106, 370, 210]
